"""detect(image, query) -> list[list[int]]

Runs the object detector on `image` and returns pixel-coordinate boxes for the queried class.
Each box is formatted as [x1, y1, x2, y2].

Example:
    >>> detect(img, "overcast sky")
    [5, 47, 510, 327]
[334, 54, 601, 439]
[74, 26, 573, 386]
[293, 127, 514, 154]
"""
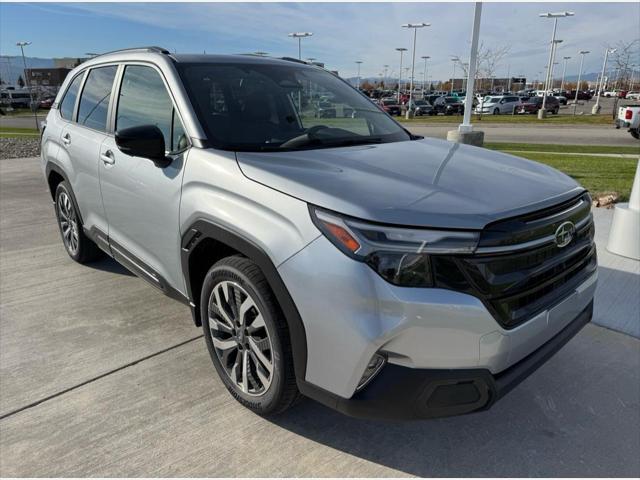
[1, 2, 638, 82]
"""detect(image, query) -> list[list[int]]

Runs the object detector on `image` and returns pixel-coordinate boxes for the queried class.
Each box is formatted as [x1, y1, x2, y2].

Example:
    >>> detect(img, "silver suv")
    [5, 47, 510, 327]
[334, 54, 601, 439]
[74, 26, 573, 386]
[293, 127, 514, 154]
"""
[41, 47, 597, 420]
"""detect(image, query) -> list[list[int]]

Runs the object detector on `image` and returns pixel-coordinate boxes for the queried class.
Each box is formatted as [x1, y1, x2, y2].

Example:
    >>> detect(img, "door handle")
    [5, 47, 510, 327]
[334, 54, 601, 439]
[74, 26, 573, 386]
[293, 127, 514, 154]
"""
[101, 150, 115, 165]
[62, 133, 71, 146]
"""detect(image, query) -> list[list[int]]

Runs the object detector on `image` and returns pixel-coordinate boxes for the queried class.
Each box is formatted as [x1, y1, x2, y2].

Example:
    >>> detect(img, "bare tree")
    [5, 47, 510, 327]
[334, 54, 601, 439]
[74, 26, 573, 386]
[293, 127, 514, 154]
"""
[607, 39, 639, 88]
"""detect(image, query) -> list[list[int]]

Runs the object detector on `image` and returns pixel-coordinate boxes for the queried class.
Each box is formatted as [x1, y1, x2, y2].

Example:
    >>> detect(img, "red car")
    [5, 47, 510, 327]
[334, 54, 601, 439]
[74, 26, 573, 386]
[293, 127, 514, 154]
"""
[378, 98, 402, 116]
[517, 96, 560, 114]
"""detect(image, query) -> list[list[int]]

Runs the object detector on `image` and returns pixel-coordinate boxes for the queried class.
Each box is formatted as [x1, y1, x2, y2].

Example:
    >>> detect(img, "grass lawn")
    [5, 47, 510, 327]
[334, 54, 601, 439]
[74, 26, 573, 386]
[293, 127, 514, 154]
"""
[485, 142, 640, 155]
[397, 113, 613, 125]
[0, 127, 39, 138]
[497, 152, 637, 201]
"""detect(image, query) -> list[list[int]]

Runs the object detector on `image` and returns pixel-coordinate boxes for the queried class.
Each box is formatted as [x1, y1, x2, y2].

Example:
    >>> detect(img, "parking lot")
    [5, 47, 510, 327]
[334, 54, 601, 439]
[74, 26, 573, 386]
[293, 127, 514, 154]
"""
[0, 154, 639, 477]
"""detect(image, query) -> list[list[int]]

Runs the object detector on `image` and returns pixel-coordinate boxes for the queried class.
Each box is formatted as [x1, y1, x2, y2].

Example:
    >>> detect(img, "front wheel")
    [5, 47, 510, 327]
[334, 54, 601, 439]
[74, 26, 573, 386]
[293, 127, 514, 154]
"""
[630, 129, 640, 140]
[493, 108, 500, 115]
[201, 256, 300, 415]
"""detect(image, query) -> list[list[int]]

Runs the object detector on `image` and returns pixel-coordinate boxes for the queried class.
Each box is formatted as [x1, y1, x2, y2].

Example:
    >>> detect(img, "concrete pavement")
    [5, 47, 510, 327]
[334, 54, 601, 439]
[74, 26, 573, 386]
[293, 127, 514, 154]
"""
[1, 157, 639, 477]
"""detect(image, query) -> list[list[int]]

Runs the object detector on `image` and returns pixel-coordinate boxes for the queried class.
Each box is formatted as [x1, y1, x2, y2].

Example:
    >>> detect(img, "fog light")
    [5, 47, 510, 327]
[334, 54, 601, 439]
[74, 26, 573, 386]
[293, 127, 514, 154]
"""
[356, 354, 386, 391]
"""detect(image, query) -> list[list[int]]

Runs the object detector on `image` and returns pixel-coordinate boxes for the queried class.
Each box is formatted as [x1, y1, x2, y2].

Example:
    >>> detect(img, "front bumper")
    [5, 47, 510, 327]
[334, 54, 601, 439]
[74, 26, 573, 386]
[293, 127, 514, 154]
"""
[299, 300, 593, 420]
[279, 235, 598, 402]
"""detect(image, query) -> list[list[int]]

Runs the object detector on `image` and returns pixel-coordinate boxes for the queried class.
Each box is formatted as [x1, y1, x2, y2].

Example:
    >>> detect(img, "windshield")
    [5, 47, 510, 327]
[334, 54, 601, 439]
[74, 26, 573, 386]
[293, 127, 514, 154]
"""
[179, 62, 412, 151]
[444, 97, 459, 103]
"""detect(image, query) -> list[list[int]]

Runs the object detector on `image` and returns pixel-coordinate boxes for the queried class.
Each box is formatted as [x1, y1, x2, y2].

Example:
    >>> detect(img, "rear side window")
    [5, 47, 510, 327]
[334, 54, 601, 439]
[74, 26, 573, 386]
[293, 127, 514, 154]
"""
[59, 73, 84, 120]
[77, 66, 118, 132]
[116, 65, 186, 153]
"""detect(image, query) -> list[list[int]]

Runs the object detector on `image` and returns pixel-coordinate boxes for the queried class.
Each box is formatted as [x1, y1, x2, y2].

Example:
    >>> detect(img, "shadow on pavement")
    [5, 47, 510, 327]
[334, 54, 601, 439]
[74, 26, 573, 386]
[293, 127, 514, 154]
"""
[86, 256, 135, 277]
[269, 324, 640, 477]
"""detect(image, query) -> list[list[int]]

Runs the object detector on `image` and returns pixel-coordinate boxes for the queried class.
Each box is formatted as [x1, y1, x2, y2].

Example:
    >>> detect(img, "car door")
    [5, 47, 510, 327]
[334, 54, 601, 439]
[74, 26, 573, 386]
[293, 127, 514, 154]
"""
[58, 65, 118, 242]
[98, 63, 190, 296]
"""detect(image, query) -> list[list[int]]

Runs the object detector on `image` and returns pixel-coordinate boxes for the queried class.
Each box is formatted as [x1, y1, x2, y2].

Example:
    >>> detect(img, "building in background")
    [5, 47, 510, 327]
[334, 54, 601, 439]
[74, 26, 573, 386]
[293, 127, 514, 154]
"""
[53, 57, 86, 69]
[24, 67, 71, 88]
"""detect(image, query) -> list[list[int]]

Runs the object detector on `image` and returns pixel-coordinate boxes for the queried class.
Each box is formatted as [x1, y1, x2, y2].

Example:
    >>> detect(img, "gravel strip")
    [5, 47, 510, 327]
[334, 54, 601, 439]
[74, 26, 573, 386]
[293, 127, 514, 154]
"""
[0, 137, 41, 160]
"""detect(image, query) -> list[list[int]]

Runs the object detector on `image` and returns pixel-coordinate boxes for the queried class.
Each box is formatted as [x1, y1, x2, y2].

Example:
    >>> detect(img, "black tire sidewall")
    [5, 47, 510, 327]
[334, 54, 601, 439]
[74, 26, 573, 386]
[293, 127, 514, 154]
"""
[200, 259, 287, 414]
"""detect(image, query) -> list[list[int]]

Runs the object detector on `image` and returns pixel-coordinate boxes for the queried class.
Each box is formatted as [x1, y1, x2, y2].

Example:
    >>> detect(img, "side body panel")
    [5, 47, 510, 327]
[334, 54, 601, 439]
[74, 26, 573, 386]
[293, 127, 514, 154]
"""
[179, 148, 320, 270]
[99, 137, 190, 294]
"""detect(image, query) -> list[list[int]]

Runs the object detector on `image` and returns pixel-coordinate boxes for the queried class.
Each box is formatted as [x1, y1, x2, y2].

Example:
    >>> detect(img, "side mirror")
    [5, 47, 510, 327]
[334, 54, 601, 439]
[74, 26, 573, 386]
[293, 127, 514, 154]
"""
[115, 125, 171, 168]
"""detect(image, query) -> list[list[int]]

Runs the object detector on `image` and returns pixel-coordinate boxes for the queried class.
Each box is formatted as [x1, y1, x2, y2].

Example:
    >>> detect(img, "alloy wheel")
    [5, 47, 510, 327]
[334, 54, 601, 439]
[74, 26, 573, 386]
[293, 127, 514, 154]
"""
[208, 280, 274, 396]
[57, 191, 79, 256]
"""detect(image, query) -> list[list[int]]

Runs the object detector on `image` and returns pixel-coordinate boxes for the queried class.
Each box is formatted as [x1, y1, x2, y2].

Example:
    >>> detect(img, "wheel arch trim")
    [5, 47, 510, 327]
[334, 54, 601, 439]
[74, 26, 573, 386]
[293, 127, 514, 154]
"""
[45, 162, 85, 224]
[181, 219, 308, 382]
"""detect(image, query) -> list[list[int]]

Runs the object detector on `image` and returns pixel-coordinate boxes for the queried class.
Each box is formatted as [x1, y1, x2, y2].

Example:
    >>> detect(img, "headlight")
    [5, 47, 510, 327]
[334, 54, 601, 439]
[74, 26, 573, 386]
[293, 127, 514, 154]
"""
[309, 207, 480, 287]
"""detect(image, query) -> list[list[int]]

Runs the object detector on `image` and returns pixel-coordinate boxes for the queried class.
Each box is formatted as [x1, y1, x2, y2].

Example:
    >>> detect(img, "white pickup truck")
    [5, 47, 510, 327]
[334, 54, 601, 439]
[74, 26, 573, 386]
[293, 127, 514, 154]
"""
[616, 105, 640, 139]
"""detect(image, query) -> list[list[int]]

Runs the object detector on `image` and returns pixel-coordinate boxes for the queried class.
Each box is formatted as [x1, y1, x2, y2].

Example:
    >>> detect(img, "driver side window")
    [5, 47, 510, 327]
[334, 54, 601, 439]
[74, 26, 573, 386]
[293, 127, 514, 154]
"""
[116, 65, 188, 153]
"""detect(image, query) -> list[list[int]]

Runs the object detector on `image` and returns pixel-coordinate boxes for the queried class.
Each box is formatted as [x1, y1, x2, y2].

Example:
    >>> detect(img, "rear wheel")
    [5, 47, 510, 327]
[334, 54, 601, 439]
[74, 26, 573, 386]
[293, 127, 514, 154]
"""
[630, 129, 640, 140]
[201, 256, 300, 415]
[54, 182, 102, 263]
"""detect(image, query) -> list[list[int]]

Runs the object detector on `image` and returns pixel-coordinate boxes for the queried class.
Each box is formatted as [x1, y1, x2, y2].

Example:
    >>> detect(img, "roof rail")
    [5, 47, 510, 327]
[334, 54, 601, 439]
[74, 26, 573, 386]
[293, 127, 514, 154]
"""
[90, 46, 170, 59]
[280, 57, 310, 65]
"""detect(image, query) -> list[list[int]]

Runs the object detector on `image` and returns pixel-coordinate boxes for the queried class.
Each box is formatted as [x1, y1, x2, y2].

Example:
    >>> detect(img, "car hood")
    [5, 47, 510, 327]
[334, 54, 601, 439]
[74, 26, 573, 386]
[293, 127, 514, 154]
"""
[235, 137, 583, 229]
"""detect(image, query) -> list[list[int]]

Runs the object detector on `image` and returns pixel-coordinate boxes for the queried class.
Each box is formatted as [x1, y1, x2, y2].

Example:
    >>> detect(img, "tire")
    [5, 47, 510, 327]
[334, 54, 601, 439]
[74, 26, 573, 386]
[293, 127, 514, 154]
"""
[493, 108, 500, 115]
[201, 256, 300, 416]
[553, 107, 559, 115]
[54, 182, 103, 263]
[630, 129, 640, 140]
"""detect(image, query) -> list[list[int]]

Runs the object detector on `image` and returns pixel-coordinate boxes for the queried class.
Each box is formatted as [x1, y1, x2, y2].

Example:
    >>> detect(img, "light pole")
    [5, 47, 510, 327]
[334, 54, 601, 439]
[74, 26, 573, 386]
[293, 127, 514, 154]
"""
[573, 50, 589, 115]
[448, 1, 483, 146]
[547, 40, 563, 91]
[560, 55, 571, 92]
[593, 47, 616, 114]
[287, 32, 312, 60]
[355, 61, 363, 89]
[395, 47, 407, 103]
[538, 11, 574, 118]
[16, 41, 39, 130]
[450, 56, 460, 94]
[421, 56, 430, 94]
[401, 22, 430, 118]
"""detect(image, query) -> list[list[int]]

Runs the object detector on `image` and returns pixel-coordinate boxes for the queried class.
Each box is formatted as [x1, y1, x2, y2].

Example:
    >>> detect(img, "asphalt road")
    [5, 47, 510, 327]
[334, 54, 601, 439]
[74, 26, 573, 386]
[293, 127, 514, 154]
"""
[407, 123, 639, 146]
[1, 157, 639, 477]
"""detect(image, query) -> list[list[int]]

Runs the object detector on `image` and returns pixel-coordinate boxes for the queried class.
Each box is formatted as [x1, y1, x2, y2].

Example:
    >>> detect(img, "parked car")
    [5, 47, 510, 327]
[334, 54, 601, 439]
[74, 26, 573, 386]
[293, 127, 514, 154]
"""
[408, 99, 434, 116]
[554, 95, 568, 105]
[615, 105, 640, 139]
[569, 90, 593, 101]
[517, 95, 560, 114]
[625, 91, 640, 100]
[475, 95, 522, 115]
[41, 47, 598, 420]
[379, 98, 401, 116]
[433, 96, 464, 115]
[39, 97, 55, 109]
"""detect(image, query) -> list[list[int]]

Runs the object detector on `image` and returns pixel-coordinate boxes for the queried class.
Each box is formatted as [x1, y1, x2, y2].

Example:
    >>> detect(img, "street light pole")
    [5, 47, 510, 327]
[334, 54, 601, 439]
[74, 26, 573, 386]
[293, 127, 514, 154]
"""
[538, 11, 574, 117]
[560, 55, 571, 92]
[573, 50, 589, 115]
[395, 47, 407, 104]
[401, 23, 430, 118]
[447, 1, 483, 146]
[593, 48, 616, 113]
[287, 32, 313, 60]
[16, 41, 38, 130]
[450, 56, 459, 94]
[421, 56, 430, 94]
[355, 61, 363, 89]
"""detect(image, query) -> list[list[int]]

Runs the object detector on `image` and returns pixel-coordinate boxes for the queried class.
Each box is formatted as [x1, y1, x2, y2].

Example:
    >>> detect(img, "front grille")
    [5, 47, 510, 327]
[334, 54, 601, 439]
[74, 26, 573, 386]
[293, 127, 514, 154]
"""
[432, 193, 597, 329]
